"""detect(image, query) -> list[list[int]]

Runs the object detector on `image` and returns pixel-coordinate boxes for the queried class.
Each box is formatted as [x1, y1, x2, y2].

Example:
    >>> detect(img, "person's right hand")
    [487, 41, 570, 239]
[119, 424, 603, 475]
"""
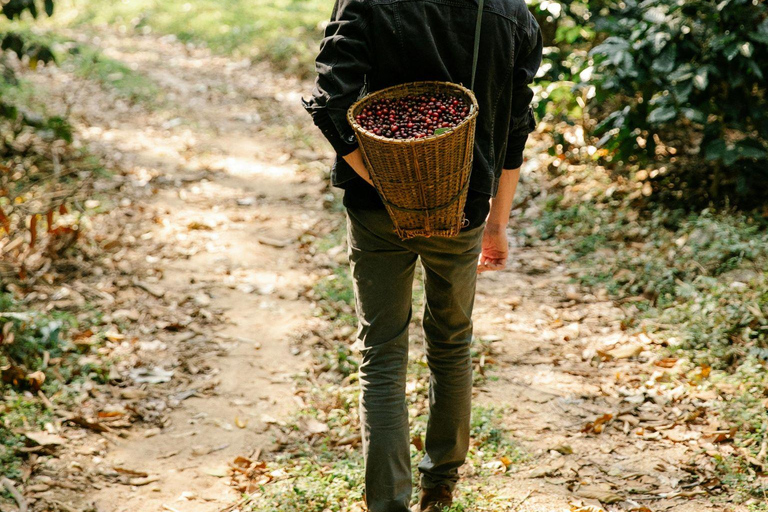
[478, 224, 508, 273]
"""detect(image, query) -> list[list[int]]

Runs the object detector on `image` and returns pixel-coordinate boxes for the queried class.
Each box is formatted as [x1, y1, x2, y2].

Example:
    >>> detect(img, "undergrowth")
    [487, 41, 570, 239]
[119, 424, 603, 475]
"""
[521, 155, 768, 502]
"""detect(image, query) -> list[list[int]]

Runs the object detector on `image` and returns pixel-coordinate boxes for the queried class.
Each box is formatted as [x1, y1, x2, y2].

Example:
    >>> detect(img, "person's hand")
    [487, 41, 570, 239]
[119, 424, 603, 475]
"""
[342, 149, 375, 187]
[478, 223, 508, 273]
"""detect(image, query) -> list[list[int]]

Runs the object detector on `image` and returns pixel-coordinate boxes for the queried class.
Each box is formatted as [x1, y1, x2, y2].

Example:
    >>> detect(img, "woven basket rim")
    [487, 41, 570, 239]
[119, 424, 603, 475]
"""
[347, 81, 479, 145]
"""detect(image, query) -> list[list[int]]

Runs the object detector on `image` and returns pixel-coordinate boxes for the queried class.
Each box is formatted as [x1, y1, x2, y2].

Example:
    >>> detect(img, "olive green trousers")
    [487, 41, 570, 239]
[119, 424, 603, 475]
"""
[345, 207, 485, 512]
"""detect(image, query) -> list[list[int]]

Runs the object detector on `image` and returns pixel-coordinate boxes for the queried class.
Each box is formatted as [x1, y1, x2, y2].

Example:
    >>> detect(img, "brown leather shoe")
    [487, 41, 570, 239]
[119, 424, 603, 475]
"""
[419, 484, 453, 511]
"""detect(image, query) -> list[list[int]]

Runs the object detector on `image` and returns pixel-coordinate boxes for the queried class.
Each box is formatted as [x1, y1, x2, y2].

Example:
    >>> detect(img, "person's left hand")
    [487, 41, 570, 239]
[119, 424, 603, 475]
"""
[478, 224, 508, 273]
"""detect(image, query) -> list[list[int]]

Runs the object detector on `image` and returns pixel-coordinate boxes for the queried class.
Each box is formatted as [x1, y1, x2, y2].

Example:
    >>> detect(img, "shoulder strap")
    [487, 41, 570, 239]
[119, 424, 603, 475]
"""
[470, 0, 485, 91]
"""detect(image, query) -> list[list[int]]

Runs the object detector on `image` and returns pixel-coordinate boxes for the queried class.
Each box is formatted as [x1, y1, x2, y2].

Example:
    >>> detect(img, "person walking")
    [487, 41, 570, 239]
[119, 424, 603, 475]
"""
[303, 0, 543, 510]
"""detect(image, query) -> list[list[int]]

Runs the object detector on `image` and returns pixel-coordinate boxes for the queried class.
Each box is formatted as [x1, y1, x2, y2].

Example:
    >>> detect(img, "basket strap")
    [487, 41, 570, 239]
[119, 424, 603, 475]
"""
[377, 178, 471, 214]
[470, 0, 485, 91]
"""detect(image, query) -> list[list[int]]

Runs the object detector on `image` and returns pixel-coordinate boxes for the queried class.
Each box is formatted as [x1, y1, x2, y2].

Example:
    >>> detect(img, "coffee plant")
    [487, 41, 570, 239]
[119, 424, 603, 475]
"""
[2, 0, 57, 65]
[1, 0, 57, 121]
[529, 0, 768, 207]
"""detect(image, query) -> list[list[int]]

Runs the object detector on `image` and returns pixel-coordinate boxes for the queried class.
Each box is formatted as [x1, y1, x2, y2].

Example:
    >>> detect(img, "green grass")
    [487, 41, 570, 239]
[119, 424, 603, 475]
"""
[520, 168, 768, 502]
[247, 455, 366, 512]
[251, 384, 525, 512]
[0, 293, 107, 480]
[529, 202, 768, 309]
[66, 43, 160, 103]
[0, 23, 160, 105]
[60, 0, 329, 76]
[0, 74, 38, 111]
[313, 266, 356, 328]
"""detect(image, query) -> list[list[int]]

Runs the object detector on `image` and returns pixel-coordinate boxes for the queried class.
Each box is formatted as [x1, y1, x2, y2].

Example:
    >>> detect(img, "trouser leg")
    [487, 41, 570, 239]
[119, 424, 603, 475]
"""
[346, 208, 417, 512]
[415, 225, 484, 492]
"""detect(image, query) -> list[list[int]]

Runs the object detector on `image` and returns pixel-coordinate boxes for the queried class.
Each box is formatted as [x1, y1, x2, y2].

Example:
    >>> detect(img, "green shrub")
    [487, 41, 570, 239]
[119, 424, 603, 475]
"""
[591, 0, 767, 202]
[529, 0, 768, 207]
[1, 1, 59, 130]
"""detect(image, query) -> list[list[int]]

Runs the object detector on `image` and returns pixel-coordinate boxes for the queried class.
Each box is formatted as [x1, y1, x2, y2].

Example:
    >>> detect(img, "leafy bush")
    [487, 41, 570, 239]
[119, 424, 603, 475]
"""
[1, 0, 56, 75]
[1, 1, 60, 129]
[590, 0, 767, 200]
[529, 0, 595, 123]
[530, 0, 768, 207]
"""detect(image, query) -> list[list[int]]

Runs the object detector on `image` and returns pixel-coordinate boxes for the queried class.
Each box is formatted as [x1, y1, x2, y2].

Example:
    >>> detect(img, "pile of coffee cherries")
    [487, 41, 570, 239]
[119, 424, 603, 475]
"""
[354, 93, 471, 140]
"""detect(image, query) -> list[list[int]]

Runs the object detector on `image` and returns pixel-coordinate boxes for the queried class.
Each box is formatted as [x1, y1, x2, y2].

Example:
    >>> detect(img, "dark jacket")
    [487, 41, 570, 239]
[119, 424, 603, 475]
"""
[303, 0, 543, 198]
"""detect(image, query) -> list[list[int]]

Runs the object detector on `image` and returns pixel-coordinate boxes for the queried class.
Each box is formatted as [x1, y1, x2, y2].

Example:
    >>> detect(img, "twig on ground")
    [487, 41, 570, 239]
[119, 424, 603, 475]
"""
[1, 477, 28, 512]
[48, 500, 82, 512]
[37, 389, 55, 411]
[512, 490, 533, 511]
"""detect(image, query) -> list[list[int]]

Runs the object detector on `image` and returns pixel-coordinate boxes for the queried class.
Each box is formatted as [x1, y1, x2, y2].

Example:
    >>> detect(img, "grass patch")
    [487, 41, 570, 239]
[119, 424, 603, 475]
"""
[0, 293, 106, 480]
[252, 381, 525, 511]
[248, 455, 366, 512]
[312, 266, 356, 328]
[521, 161, 768, 501]
[66, 43, 160, 103]
[61, 0, 329, 77]
[248, 382, 365, 512]
[0, 24, 160, 104]
[529, 201, 768, 309]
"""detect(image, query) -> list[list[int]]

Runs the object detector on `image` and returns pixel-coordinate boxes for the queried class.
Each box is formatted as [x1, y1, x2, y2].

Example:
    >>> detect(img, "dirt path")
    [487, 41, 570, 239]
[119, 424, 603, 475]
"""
[22, 28, 733, 512]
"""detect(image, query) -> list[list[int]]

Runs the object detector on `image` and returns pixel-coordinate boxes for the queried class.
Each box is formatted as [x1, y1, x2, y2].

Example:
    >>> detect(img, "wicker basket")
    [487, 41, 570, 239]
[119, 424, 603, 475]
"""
[347, 81, 479, 239]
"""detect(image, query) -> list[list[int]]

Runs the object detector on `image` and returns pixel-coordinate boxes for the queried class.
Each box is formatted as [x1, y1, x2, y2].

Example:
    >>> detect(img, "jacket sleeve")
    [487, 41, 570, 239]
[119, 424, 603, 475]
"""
[503, 11, 543, 169]
[302, 0, 371, 157]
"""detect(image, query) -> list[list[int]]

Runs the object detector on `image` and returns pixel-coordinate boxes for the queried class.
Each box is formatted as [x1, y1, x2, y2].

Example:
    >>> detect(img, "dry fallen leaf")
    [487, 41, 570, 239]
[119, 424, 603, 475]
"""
[552, 444, 574, 455]
[128, 476, 160, 486]
[113, 467, 148, 477]
[582, 413, 614, 434]
[25, 431, 66, 447]
[192, 445, 213, 456]
[570, 501, 606, 512]
[202, 466, 230, 478]
[231, 456, 252, 469]
[260, 414, 278, 424]
[299, 417, 329, 435]
[600, 344, 643, 360]
[653, 357, 678, 368]
[575, 485, 622, 504]
[530, 457, 565, 478]
[26, 370, 46, 391]
[129, 366, 174, 384]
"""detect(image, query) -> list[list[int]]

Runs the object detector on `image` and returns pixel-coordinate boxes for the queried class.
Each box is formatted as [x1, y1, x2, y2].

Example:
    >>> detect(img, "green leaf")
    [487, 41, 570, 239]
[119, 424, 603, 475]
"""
[668, 64, 695, 83]
[671, 81, 692, 103]
[651, 46, 676, 73]
[734, 141, 768, 160]
[648, 105, 677, 124]
[44, 0, 54, 16]
[433, 127, 451, 136]
[749, 31, 768, 45]
[750, 20, 768, 44]
[590, 37, 630, 59]
[31, 45, 55, 65]
[724, 43, 740, 61]
[705, 140, 727, 162]
[681, 108, 706, 124]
